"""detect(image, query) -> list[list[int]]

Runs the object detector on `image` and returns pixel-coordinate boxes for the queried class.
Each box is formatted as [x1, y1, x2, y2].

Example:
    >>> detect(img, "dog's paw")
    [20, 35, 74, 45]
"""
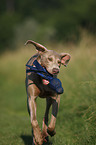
[47, 127, 56, 137]
[42, 133, 49, 143]
[33, 125, 43, 145]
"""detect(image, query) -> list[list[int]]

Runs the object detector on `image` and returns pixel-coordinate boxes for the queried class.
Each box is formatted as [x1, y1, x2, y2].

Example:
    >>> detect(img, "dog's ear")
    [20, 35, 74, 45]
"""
[25, 40, 47, 53]
[60, 53, 71, 67]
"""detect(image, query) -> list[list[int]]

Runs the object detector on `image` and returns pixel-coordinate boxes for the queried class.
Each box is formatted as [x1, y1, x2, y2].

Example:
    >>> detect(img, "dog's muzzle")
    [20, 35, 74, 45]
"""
[52, 68, 59, 75]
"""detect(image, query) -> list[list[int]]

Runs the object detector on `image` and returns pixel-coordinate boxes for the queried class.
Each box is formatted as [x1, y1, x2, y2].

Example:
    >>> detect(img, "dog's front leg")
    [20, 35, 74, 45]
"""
[42, 97, 52, 142]
[28, 85, 43, 145]
[47, 95, 60, 137]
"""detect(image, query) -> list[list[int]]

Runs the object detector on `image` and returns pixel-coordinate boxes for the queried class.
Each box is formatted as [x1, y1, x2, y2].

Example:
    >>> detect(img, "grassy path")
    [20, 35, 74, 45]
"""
[0, 40, 96, 145]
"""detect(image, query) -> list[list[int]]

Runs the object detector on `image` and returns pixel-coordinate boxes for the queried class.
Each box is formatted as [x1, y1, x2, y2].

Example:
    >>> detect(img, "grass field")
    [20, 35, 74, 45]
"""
[0, 35, 96, 145]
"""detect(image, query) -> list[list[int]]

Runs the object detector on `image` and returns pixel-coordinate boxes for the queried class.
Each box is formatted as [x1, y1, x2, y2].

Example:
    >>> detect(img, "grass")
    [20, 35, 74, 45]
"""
[0, 35, 96, 145]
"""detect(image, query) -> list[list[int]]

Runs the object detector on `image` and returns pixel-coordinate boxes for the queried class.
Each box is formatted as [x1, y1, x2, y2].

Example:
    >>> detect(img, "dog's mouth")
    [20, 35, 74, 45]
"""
[52, 68, 59, 75]
[47, 69, 59, 75]
[52, 72, 59, 75]
[45, 67, 59, 76]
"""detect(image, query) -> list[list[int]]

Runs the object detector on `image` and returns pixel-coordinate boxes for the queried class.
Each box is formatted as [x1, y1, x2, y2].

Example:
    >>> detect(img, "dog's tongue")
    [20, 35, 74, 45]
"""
[42, 79, 49, 85]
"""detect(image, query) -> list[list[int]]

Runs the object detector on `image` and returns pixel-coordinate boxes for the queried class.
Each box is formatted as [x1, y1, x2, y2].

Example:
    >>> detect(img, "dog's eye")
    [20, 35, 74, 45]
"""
[58, 60, 61, 64]
[48, 57, 53, 61]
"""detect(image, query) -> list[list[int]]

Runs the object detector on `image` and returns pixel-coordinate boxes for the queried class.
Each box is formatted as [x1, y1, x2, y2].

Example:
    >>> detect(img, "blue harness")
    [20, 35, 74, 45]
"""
[26, 60, 64, 94]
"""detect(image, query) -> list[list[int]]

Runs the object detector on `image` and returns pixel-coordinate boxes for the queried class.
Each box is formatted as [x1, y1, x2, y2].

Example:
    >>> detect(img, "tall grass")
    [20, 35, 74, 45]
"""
[0, 34, 96, 145]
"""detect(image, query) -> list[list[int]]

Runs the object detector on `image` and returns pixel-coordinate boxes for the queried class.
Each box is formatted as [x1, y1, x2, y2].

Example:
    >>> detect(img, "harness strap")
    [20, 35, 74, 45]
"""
[26, 60, 53, 81]
[26, 60, 64, 94]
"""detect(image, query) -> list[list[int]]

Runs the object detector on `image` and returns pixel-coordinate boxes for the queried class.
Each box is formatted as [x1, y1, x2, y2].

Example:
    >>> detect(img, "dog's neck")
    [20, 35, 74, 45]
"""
[37, 55, 41, 64]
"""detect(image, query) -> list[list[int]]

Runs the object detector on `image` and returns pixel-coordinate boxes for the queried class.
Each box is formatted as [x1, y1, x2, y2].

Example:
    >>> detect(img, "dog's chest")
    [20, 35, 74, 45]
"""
[27, 72, 56, 98]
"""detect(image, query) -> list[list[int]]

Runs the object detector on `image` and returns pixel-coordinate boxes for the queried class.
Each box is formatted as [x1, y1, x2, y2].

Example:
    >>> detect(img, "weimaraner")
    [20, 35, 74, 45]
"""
[25, 40, 71, 145]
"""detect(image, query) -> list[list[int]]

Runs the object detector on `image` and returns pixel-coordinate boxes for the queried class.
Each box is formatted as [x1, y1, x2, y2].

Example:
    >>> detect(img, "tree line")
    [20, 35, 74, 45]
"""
[0, 0, 96, 52]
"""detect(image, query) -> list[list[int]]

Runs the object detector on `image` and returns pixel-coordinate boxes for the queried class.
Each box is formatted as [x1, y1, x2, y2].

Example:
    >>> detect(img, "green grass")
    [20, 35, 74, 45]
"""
[0, 37, 96, 145]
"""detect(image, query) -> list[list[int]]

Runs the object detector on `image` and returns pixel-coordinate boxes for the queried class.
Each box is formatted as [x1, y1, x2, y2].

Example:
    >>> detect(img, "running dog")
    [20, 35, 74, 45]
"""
[25, 40, 71, 145]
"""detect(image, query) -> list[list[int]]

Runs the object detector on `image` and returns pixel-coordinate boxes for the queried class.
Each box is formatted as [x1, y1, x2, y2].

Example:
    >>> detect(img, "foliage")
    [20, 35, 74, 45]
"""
[0, 12, 21, 52]
[0, 35, 96, 144]
[13, 18, 56, 48]
[0, 0, 96, 52]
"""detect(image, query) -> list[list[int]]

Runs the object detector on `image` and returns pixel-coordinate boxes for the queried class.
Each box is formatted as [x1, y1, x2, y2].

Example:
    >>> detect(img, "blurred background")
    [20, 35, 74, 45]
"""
[0, 0, 96, 145]
[0, 0, 96, 52]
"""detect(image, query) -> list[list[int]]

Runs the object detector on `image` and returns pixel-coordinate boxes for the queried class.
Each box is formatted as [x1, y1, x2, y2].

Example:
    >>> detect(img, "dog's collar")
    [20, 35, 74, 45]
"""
[26, 60, 64, 94]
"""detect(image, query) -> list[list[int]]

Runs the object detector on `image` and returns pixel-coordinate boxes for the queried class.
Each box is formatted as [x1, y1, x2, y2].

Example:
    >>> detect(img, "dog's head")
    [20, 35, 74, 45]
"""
[25, 40, 71, 75]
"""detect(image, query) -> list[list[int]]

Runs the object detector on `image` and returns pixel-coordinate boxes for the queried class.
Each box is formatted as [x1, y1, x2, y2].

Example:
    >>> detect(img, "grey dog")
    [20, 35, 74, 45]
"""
[25, 40, 71, 145]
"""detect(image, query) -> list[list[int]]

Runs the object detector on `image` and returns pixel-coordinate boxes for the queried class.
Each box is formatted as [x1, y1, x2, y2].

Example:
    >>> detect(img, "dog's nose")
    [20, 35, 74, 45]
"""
[52, 68, 59, 74]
